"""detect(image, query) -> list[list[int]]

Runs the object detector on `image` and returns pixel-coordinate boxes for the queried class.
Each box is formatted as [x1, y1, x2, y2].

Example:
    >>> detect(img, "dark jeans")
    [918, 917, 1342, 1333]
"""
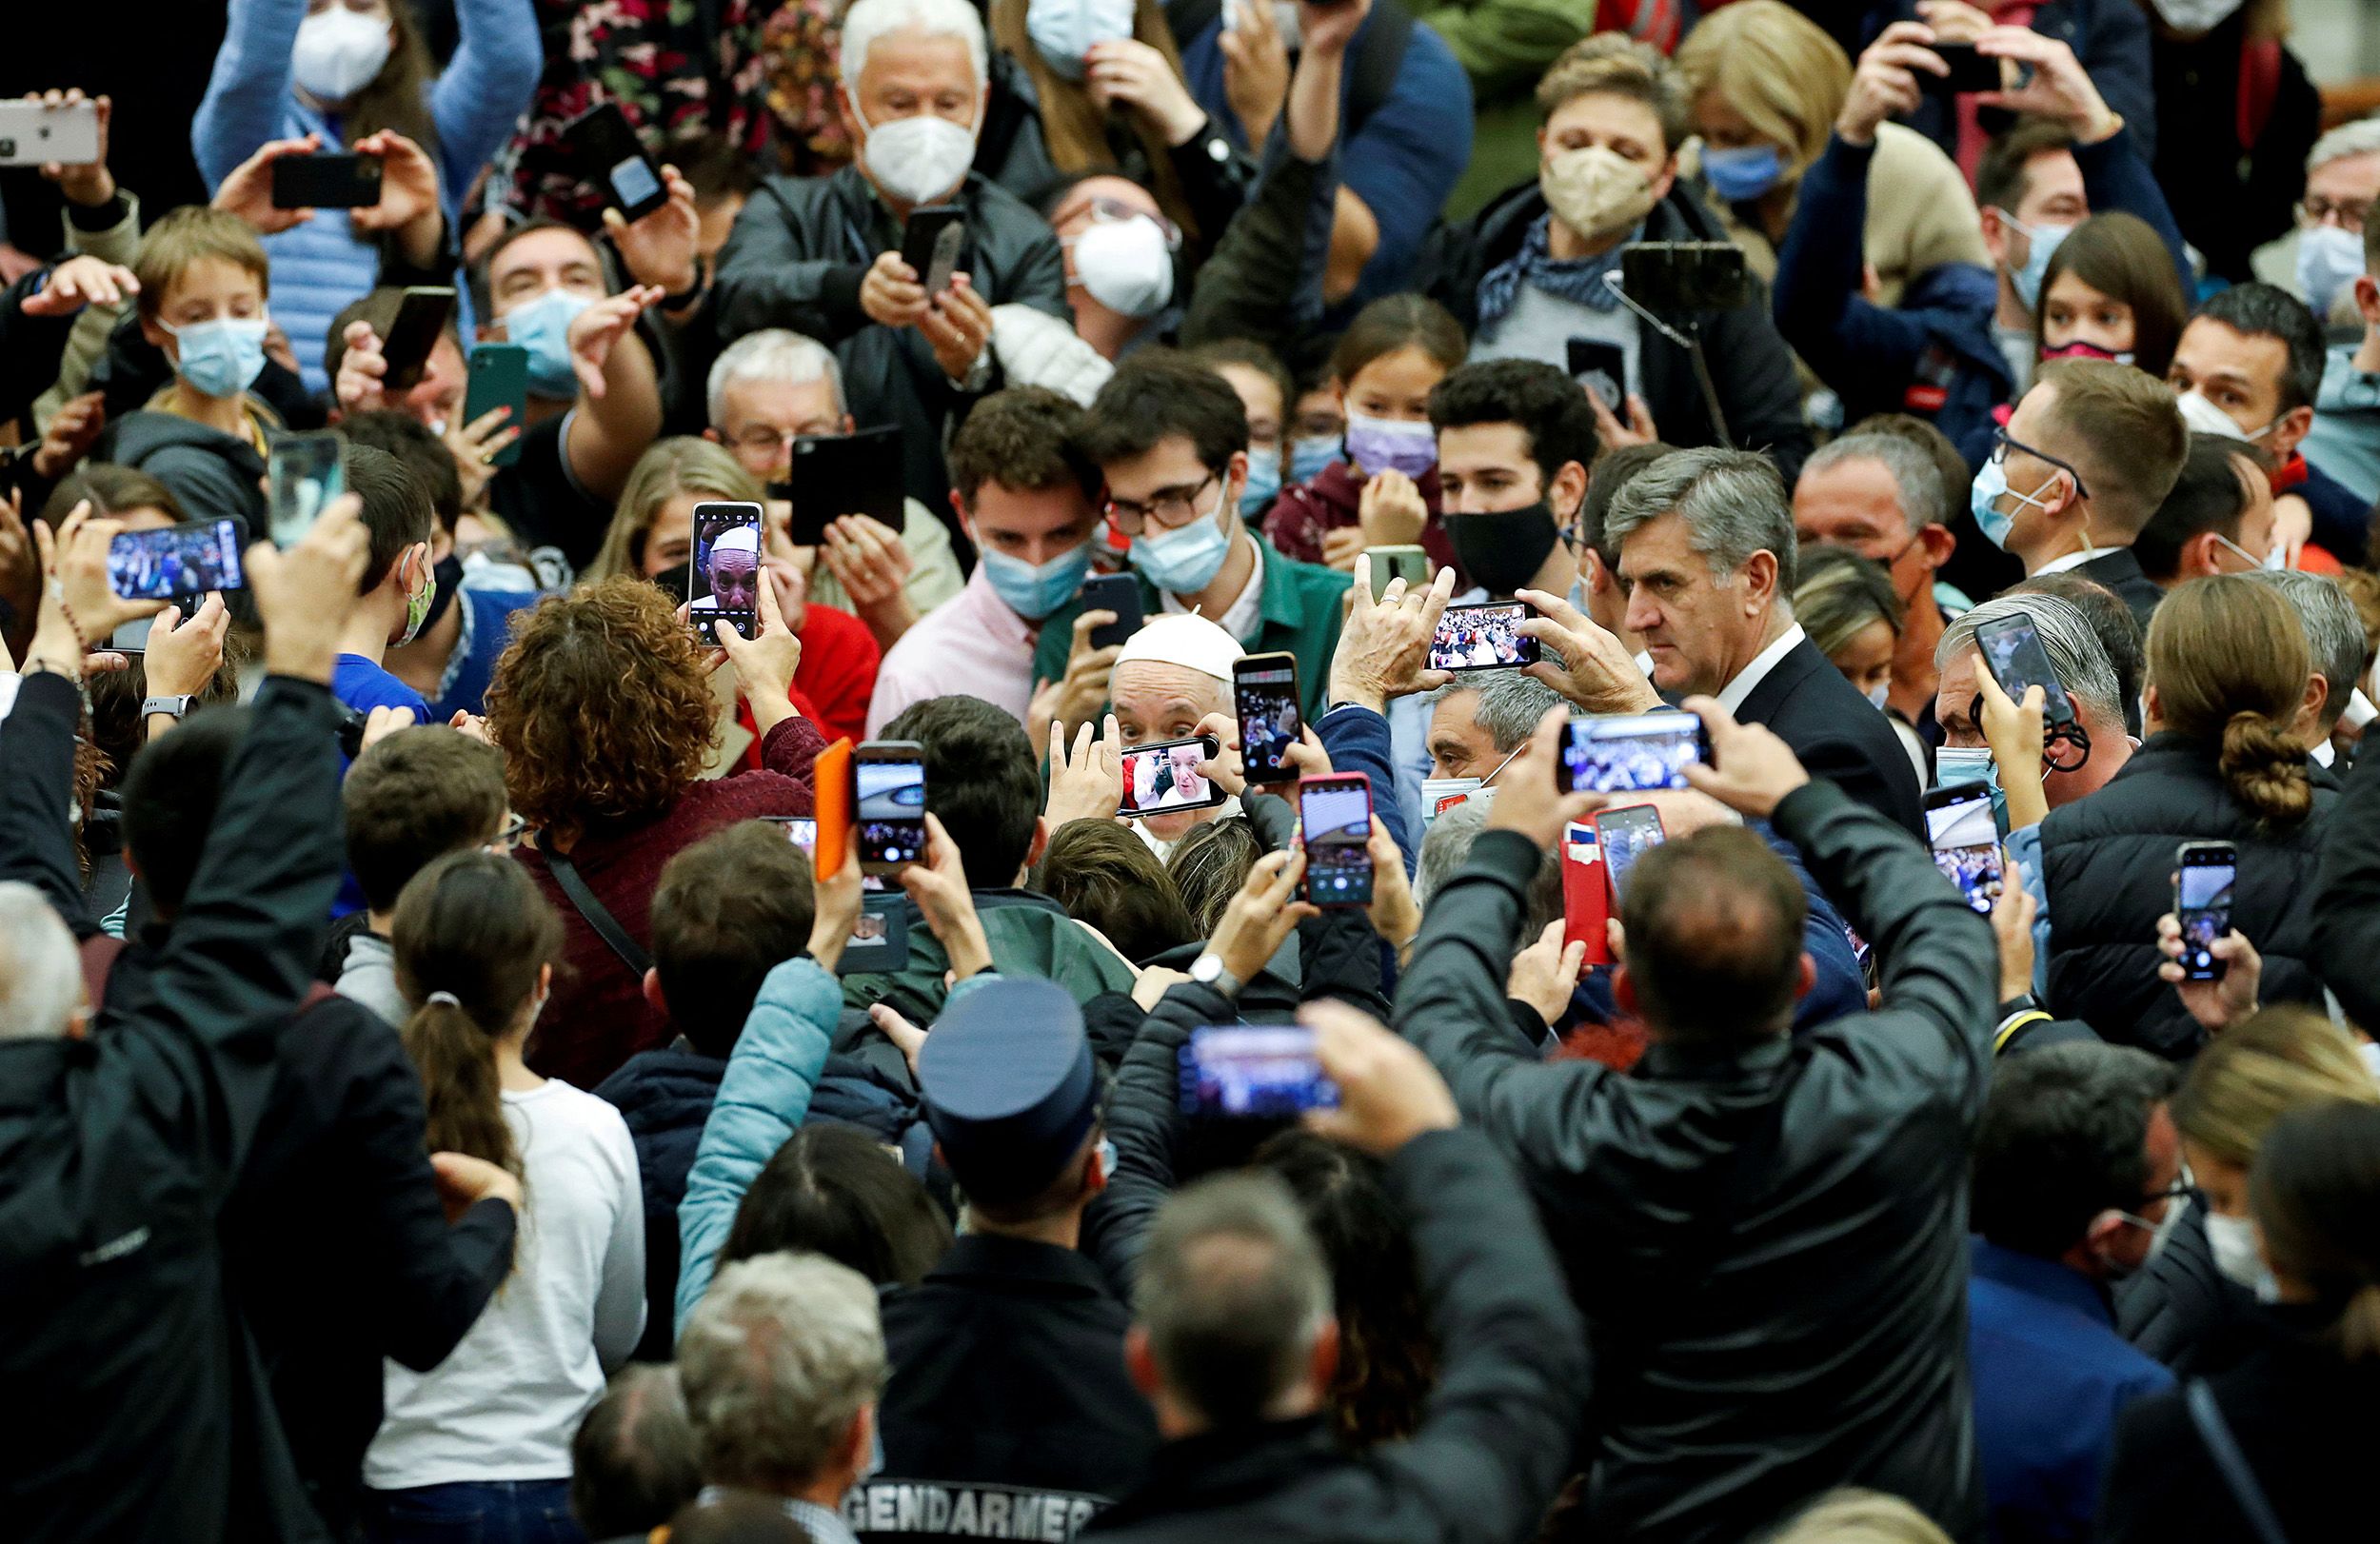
[362, 1480, 586, 1544]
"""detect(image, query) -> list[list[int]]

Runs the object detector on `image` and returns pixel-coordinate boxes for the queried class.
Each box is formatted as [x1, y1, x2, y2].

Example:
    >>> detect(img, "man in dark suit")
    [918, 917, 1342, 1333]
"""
[1982, 359, 2188, 633]
[1520, 446, 1925, 836]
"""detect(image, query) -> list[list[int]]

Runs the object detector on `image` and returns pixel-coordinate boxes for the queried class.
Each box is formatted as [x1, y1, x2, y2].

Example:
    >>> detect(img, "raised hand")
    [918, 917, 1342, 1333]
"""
[604, 163, 703, 296]
[565, 285, 667, 400]
[213, 134, 327, 234]
[1678, 696, 1810, 820]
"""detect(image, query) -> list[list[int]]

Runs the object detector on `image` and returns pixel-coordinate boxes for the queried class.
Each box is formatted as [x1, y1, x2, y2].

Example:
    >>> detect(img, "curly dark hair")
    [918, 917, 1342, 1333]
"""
[486, 577, 720, 840]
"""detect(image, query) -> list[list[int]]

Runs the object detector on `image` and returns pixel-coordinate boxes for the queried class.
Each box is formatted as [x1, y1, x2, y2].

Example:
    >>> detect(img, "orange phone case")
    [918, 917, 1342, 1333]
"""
[812, 739, 854, 882]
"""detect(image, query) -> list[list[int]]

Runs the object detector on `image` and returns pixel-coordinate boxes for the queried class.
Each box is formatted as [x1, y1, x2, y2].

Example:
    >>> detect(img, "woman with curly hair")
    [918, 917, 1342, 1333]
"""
[486, 576, 824, 1089]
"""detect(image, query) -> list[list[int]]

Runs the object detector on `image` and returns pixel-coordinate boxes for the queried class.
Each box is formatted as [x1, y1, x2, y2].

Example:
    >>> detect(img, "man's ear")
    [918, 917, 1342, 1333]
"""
[139, 312, 169, 353]
[1978, 205, 2010, 262]
[1125, 1325, 1162, 1400]
[642, 967, 668, 1018]
[702, 426, 721, 445]
[2358, 273, 2380, 327]
[2304, 669, 2331, 730]
[2271, 404, 2316, 460]
[1553, 460, 1591, 521]
[1306, 1316, 1341, 1400]
[1024, 814, 1050, 875]
[1612, 963, 1638, 1017]
[1918, 522, 1955, 571]
[1741, 549, 1779, 613]
[950, 490, 975, 547]
[1794, 952, 1815, 1002]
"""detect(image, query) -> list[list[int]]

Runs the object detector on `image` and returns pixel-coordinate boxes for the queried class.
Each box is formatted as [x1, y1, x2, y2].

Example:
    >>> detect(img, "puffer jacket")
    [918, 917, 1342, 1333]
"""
[2038, 735, 2336, 1059]
[592, 1043, 727, 1362]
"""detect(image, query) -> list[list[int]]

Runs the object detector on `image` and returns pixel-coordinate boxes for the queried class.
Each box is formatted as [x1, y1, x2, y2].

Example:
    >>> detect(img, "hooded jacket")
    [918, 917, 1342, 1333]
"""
[92, 406, 273, 533]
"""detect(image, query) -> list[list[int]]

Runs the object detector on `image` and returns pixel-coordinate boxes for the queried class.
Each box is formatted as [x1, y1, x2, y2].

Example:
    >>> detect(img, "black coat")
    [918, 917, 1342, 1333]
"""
[1081, 1129, 1587, 1544]
[2311, 740, 2380, 1029]
[0, 674, 342, 1544]
[1734, 635, 1926, 839]
[593, 1043, 726, 1363]
[2113, 1201, 2262, 1381]
[855, 1235, 1160, 1541]
[2070, 548, 2166, 637]
[2038, 735, 2335, 1059]
[1398, 782, 1997, 1543]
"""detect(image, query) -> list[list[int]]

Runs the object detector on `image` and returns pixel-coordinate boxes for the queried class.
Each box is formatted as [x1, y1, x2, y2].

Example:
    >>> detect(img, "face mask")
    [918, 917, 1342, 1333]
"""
[2296, 225, 2365, 322]
[460, 545, 544, 594]
[291, 6, 393, 101]
[1969, 456, 2060, 551]
[413, 552, 464, 640]
[981, 541, 1093, 621]
[2205, 1212, 2278, 1296]
[1068, 216, 1174, 319]
[164, 316, 269, 400]
[1865, 681, 1892, 711]
[1934, 746, 2010, 833]
[1026, 0, 1137, 79]
[1126, 490, 1234, 594]
[857, 104, 979, 208]
[396, 550, 436, 645]
[1701, 143, 1785, 204]
[1344, 414, 1437, 481]
[501, 287, 594, 400]
[2040, 339, 2134, 366]
[1419, 777, 1483, 827]
[2150, 0, 2245, 31]
[1288, 434, 1339, 485]
[1540, 146, 1657, 242]
[2178, 386, 2272, 444]
[2001, 214, 2073, 312]
[1447, 501, 1562, 598]
[1239, 454, 1281, 519]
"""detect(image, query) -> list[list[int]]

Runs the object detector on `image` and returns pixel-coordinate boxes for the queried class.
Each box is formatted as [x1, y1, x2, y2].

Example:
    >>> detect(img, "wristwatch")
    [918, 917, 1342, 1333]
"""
[141, 695, 195, 721]
[1189, 951, 1244, 1000]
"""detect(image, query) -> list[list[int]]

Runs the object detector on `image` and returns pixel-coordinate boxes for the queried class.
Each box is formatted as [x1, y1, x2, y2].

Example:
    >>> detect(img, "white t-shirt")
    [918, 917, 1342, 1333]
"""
[365, 1079, 645, 1489]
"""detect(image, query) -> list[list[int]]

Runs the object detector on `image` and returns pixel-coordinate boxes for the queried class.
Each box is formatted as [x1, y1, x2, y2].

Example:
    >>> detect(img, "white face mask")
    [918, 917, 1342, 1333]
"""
[1025, 0, 1137, 79]
[2205, 1211, 2279, 1297]
[1067, 215, 1175, 318]
[291, 6, 394, 101]
[2177, 386, 2272, 444]
[1865, 681, 1892, 711]
[2150, 0, 2245, 32]
[856, 100, 980, 208]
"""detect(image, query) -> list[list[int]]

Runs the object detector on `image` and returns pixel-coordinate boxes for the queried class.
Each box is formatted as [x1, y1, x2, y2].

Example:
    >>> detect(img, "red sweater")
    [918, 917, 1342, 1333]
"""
[791, 601, 881, 745]
[1259, 458, 1456, 575]
[516, 714, 827, 1089]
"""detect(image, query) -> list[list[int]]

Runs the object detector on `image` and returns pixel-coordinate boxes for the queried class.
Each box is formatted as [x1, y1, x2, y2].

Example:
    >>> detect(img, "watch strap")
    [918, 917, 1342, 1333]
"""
[141, 694, 194, 720]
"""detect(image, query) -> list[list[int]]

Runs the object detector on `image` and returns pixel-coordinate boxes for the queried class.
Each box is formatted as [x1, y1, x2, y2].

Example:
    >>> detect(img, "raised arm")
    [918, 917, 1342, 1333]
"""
[426, 0, 545, 206]
[561, 287, 669, 505]
[192, 0, 306, 188]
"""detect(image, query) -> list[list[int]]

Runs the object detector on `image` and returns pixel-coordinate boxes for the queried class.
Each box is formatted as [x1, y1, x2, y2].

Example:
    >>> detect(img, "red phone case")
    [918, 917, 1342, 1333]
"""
[1560, 822, 1612, 967]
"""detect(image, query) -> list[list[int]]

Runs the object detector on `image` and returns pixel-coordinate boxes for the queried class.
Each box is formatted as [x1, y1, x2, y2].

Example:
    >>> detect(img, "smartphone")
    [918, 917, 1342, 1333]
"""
[109, 617, 153, 655]
[108, 520, 247, 602]
[900, 205, 966, 295]
[1561, 821, 1612, 967]
[1566, 338, 1627, 410]
[780, 426, 904, 545]
[267, 429, 346, 549]
[1928, 41, 2007, 94]
[1363, 544, 1429, 602]
[1558, 709, 1710, 794]
[1178, 1023, 1339, 1118]
[1593, 803, 1665, 904]
[1925, 783, 2004, 916]
[766, 816, 820, 852]
[564, 102, 667, 221]
[1118, 735, 1227, 818]
[1233, 653, 1302, 784]
[812, 739, 854, 882]
[856, 741, 927, 875]
[0, 99, 101, 167]
[1431, 601, 1540, 672]
[843, 895, 912, 973]
[1973, 611, 2078, 729]
[1081, 573, 1143, 650]
[464, 345, 529, 466]
[2175, 841, 2237, 982]
[1620, 242, 1751, 311]
[270, 152, 383, 209]
[381, 286, 456, 394]
[686, 500, 764, 646]
[1299, 772, 1373, 907]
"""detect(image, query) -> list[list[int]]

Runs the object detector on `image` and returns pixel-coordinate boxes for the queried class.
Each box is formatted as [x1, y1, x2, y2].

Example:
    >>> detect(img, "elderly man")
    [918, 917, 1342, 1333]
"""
[2250, 569, 2373, 775]
[710, 0, 1067, 511]
[1418, 669, 1563, 793]
[688, 525, 763, 626]
[704, 327, 962, 648]
[2292, 116, 2380, 329]
[1522, 446, 1924, 836]
[1110, 614, 1241, 857]
[1793, 431, 1959, 727]
[1934, 594, 2134, 813]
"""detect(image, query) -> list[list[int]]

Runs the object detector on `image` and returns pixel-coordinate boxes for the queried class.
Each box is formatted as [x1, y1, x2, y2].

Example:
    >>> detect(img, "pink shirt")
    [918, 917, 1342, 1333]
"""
[866, 565, 1038, 735]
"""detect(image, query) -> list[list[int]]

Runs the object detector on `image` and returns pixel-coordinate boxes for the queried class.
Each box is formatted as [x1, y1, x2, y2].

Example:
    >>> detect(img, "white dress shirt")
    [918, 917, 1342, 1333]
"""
[1717, 624, 1809, 716]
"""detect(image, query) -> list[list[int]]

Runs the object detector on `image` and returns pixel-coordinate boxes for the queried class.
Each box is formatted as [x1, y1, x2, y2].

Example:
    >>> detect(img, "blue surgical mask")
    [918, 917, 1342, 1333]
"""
[164, 315, 269, 400]
[1701, 143, 1784, 204]
[2001, 212, 2073, 312]
[981, 541, 1093, 621]
[1288, 434, 1339, 485]
[1239, 454, 1282, 520]
[501, 287, 595, 400]
[1969, 457, 2060, 552]
[1934, 745, 2011, 834]
[1127, 496, 1234, 594]
[2298, 224, 2365, 322]
[1343, 413, 1438, 481]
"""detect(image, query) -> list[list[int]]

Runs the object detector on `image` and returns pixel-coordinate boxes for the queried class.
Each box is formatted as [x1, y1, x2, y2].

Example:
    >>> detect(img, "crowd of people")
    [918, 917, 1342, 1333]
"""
[10, 0, 2380, 1540]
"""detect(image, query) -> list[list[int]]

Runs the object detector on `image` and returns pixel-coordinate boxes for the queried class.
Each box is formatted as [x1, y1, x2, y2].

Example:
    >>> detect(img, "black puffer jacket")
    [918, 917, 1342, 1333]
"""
[2037, 735, 2335, 1059]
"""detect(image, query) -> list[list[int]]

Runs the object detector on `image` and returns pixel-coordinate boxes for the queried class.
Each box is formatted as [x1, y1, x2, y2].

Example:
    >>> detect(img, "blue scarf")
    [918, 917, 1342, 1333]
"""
[1476, 214, 1638, 328]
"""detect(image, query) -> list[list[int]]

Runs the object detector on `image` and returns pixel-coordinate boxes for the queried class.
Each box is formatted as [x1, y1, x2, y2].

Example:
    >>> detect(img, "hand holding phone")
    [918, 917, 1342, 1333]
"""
[108, 521, 248, 602]
[856, 741, 928, 874]
[1234, 653, 1302, 784]
[1432, 601, 1540, 672]
[900, 206, 966, 295]
[268, 430, 347, 548]
[563, 102, 668, 221]
[380, 287, 456, 394]
[1178, 1023, 1339, 1118]
[2173, 841, 2237, 983]
[1925, 784, 2004, 916]
[1557, 710, 1708, 794]
[1973, 612, 2077, 730]
[1081, 573, 1143, 650]
[1118, 735, 1227, 817]
[1592, 802, 1666, 904]
[686, 501, 764, 646]
[465, 345, 529, 468]
[1299, 773, 1373, 906]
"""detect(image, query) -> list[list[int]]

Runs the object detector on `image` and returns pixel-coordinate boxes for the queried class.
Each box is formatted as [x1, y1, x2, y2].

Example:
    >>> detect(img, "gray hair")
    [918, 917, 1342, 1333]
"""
[1414, 797, 1490, 910]
[706, 328, 845, 432]
[679, 1252, 884, 1492]
[1137, 1173, 1332, 1429]
[1417, 670, 1564, 758]
[1799, 432, 1949, 535]
[839, 0, 987, 92]
[1604, 447, 1798, 595]
[2251, 570, 2369, 731]
[2308, 115, 2380, 174]
[0, 882, 81, 1039]
[1938, 594, 2126, 728]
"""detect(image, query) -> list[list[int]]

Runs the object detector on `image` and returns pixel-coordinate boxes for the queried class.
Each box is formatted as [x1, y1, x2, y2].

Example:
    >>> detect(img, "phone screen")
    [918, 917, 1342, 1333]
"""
[1178, 1024, 1339, 1118]
[1975, 615, 2077, 725]
[1120, 737, 1223, 816]
[1595, 804, 1665, 901]
[857, 756, 926, 869]
[768, 817, 819, 852]
[1561, 710, 1705, 793]
[1299, 779, 1373, 906]
[108, 521, 246, 601]
[268, 431, 347, 548]
[1926, 790, 2004, 916]
[687, 502, 764, 646]
[2177, 854, 2236, 980]
[1235, 661, 1301, 783]
[610, 154, 661, 210]
[1432, 602, 1539, 671]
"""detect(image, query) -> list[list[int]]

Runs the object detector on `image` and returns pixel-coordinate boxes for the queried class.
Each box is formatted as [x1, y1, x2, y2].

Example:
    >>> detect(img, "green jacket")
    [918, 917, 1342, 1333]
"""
[1426, 0, 1607, 222]
[840, 892, 1137, 1022]
[1032, 536, 1352, 719]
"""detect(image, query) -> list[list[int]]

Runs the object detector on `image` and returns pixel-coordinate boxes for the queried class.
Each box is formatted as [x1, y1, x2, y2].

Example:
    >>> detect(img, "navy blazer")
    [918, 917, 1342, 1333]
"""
[1733, 635, 1927, 838]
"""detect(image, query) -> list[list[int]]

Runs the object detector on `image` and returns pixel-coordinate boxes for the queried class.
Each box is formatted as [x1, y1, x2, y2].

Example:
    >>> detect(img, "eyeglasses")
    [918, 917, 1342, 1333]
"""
[2113, 1177, 2193, 1234]
[1991, 426, 2092, 505]
[1061, 195, 1183, 250]
[2299, 194, 2371, 232]
[1106, 471, 1220, 536]
[723, 423, 843, 456]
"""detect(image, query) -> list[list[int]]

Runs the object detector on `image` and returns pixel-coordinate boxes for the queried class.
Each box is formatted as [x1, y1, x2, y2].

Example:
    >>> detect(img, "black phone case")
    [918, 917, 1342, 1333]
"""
[381, 290, 456, 393]
[1083, 577, 1142, 650]
[271, 154, 382, 209]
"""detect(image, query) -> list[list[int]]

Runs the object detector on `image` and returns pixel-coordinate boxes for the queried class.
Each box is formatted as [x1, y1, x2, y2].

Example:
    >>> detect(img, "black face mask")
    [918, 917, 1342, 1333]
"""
[1446, 500, 1563, 598]
[416, 552, 466, 639]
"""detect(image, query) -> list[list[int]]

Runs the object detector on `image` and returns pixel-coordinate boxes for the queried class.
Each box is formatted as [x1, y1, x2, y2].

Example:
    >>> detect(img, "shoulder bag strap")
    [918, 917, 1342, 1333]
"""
[544, 845, 654, 980]
[2186, 1377, 2291, 1544]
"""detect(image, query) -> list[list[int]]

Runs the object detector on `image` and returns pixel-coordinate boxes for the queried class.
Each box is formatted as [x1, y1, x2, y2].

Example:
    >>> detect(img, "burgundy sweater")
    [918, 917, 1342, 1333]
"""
[516, 715, 826, 1089]
[1258, 458, 1455, 575]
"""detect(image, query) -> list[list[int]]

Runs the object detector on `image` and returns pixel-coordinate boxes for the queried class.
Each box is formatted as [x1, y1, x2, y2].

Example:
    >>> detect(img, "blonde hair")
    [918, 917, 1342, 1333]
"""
[585, 437, 765, 584]
[1767, 1489, 1954, 1544]
[2172, 1007, 2380, 1168]
[134, 207, 270, 320]
[2144, 576, 2314, 827]
[1537, 31, 1692, 152]
[1674, 0, 1852, 181]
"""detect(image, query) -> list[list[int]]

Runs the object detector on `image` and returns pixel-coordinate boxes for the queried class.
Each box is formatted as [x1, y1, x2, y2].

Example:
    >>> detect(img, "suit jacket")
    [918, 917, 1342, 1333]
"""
[2070, 548, 2164, 635]
[1734, 637, 1926, 838]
